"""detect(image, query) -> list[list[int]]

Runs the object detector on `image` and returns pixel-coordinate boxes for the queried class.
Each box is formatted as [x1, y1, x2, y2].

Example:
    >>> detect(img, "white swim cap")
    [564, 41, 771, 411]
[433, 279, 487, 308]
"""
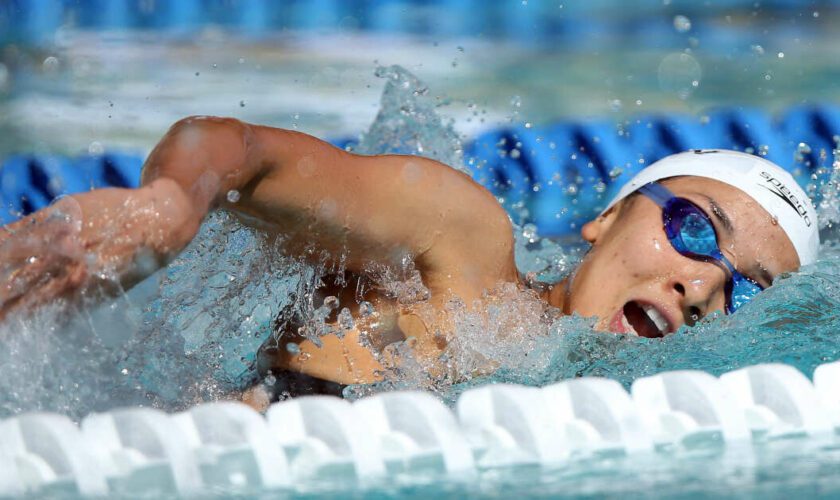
[604, 149, 819, 266]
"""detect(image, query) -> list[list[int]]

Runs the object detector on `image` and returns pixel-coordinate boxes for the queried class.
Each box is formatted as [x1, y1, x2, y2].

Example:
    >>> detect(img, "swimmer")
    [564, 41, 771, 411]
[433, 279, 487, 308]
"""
[0, 117, 818, 401]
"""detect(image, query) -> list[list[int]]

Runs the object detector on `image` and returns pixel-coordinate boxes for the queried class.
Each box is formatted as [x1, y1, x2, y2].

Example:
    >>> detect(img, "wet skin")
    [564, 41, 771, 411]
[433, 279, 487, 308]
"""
[0, 117, 800, 393]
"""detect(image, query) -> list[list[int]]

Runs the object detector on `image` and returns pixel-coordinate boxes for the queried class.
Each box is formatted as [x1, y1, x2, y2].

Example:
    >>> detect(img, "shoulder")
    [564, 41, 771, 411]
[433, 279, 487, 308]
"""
[408, 159, 517, 285]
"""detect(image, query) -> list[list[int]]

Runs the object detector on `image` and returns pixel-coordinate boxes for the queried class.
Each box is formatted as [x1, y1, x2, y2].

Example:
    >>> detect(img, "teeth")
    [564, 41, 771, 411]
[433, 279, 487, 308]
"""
[642, 305, 668, 334]
[621, 313, 639, 336]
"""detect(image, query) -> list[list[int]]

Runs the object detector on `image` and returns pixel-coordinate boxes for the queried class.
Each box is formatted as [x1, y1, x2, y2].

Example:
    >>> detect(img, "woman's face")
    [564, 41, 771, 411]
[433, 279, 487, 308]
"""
[569, 176, 800, 337]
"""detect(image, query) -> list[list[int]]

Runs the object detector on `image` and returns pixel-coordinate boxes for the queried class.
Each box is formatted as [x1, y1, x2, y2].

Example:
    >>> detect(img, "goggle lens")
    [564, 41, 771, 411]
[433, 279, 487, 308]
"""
[655, 195, 764, 315]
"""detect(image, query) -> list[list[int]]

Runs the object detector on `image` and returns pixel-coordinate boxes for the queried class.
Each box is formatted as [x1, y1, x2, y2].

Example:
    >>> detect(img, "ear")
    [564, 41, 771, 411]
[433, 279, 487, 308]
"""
[581, 201, 624, 244]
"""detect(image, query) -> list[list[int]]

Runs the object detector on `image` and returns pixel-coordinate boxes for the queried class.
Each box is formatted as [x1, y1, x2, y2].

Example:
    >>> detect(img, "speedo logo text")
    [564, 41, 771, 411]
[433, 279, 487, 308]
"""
[759, 171, 812, 227]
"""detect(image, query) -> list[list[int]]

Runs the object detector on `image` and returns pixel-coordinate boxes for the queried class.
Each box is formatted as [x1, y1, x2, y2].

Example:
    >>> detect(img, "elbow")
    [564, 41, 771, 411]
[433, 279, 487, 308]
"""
[141, 116, 257, 208]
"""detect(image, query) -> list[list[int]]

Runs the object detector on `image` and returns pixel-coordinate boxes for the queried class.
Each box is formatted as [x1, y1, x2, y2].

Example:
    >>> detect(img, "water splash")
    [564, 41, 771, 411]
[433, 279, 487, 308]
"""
[355, 65, 468, 175]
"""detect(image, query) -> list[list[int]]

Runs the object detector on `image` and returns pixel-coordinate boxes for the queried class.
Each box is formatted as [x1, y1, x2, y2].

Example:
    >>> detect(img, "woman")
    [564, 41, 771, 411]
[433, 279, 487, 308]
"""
[0, 116, 818, 399]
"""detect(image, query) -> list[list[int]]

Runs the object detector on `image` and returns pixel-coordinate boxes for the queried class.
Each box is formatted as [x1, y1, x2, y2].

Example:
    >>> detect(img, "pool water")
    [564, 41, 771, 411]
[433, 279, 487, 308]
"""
[2, 12, 840, 499]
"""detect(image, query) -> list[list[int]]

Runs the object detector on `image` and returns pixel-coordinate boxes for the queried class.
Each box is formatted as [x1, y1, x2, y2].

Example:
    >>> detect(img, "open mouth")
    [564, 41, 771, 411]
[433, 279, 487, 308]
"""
[613, 301, 670, 338]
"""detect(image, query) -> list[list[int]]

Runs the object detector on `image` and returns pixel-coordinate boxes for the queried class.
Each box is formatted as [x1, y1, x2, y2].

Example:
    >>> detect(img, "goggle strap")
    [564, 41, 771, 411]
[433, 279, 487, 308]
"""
[637, 182, 673, 208]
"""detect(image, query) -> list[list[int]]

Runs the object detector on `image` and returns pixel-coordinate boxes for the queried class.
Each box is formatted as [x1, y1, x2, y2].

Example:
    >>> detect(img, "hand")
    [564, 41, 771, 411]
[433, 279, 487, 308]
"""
[0, 197, 88, 321]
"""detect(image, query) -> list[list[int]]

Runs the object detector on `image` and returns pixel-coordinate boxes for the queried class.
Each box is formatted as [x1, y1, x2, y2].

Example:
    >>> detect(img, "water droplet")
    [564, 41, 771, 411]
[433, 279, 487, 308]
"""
[510, 95, 522, 108]
[751, 44, 765, 56]
[226, 190, 241, 203]
[522, 223, 539, 243]
[510, 149, 521, 159]
[777, 52, 785, 58]
[323, 295, 339, 310]
[758, 144, 770, 156]
[42, 56, 60, 73]
[121, 368, 128, 375]
[673, 15, 692, 33]
[338, 307, 354, 330]
[609, 99, 622, 112]
[658, 52, 702, 99]
[359, 301, 375, 317]
[88, 141, 104, 155]
[264, 374, 277, 386]
[239, 100, 246, 107]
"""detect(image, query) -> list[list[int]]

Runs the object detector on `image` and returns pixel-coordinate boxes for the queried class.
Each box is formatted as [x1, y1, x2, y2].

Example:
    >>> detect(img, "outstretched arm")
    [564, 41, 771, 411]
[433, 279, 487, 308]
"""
[0, 116, 514, 321]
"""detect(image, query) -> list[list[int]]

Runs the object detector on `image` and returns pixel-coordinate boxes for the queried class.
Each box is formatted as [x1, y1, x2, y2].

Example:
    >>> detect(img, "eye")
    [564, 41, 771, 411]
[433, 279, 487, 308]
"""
[679, 212, 718, 255]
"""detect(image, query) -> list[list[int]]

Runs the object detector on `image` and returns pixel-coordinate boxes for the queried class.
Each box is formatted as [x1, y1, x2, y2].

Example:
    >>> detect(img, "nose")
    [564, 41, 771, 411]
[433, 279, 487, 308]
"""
[668, 260, 729, 325]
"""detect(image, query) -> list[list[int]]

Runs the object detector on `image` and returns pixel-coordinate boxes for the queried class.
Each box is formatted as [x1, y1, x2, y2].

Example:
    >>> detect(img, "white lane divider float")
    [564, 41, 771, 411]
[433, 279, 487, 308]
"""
[354, 391, 475, 474]
[813, 360, 840, 430]
[172, 401, 290, 490]
[265, 396, 385, 480]
[0, 413, 107, 496]
[631, 370, 750, 445]
[81, 408, 203, 495]
[456, 384, 567, 467]
[542, 377, 653, 455]
[0, 361, 837, 497]
[720, 363, 834, 438]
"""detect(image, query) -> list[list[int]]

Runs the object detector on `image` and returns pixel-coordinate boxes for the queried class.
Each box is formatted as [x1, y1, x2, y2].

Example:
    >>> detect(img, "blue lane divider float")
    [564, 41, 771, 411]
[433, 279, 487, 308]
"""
[3, 0, 840, 47]
[0, 153, 142, 225]
[2, 105, 840, 233]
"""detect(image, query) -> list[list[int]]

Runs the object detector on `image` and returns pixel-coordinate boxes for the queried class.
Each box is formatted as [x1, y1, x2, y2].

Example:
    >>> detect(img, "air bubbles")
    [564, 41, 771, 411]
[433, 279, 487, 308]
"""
[510, 95, 522, 108]
[263, 374, 276, 386]
[777, 52, 785, 59]
[608, 99, 623, 112]
[658, 52, 702, 99]
[88, 141, 104, 156]
[42, 56, 60, 74]
[751, 44, 765, 56]
[239, 100, 246, 107]
[673, 15, 692, 33]
[226, 190, 241, 203]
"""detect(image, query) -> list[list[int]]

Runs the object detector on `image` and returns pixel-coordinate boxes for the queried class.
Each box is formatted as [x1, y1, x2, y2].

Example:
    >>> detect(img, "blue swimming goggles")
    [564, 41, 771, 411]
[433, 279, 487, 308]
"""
[637, 182, 763, 314]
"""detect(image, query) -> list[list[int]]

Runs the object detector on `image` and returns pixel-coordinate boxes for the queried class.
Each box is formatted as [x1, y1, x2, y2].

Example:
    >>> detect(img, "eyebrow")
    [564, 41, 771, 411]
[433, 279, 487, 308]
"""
[695, 193, 776, 287]
[696, 194, 735, 235]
